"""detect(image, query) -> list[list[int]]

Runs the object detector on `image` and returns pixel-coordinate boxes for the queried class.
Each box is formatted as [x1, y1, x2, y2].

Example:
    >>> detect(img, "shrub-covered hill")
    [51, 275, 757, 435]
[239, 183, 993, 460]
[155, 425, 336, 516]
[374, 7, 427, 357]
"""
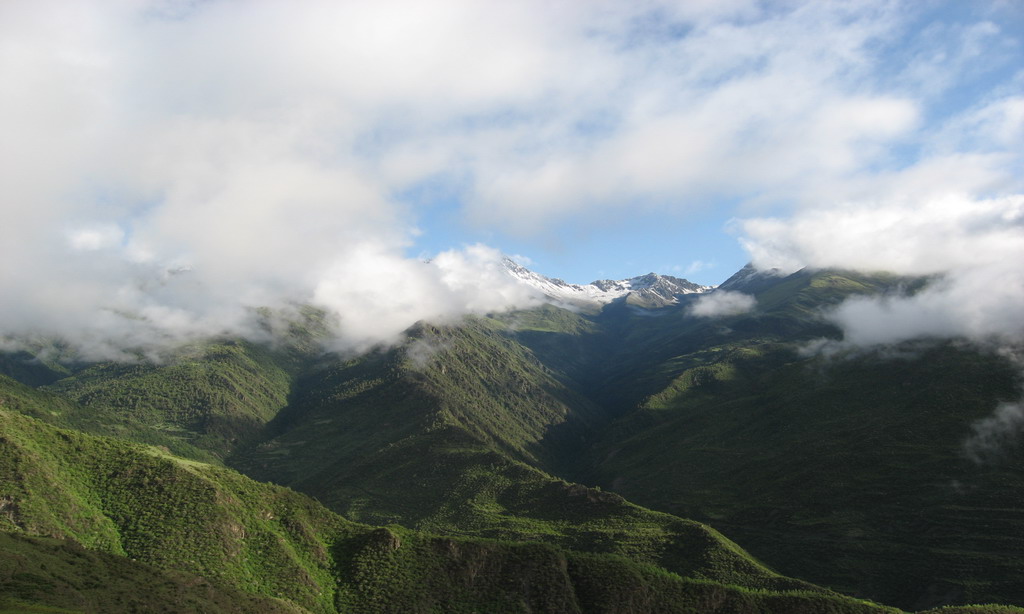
[0, 532, 305, 614]
[40, 340, 300, 462]
[0, 307, 332, 465]
[229, 316, 607, 508]
[0, 342, 299, 466]
[587, 340, 1024, 609]
[0, 408, 914, 613]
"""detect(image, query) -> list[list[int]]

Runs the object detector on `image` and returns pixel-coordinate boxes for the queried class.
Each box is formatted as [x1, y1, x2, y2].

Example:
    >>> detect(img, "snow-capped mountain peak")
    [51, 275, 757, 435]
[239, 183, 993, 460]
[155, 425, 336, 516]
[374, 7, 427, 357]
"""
[502, 258, 712, 309]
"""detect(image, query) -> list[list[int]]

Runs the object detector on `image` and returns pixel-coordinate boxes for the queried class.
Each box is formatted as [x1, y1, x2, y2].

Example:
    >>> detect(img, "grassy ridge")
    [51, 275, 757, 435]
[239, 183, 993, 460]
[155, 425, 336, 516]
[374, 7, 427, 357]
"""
[39, 340, 300, 461]
[0, 305, 333, 464]
[335, 527, 899, 614]
[0, 408, 350, 612]
[0, 408, 915, 613]
[0, 374, 79, 427]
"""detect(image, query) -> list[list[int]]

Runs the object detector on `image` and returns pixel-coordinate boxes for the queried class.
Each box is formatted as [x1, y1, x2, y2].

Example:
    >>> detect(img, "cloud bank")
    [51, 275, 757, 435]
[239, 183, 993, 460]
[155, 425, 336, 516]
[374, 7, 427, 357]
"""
[740, 195, 1024, 346]
[1, 0, 1020, 357]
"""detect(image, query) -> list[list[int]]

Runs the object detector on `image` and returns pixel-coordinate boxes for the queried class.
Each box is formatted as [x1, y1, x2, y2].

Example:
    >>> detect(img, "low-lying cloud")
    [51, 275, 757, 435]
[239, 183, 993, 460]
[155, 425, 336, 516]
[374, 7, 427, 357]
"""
[403, 336, 453, 372]
[963, 400, 1024, 465]
[740, 194, 1024, 347]
[689, 291, 757, 318]
[313, 245, 543, 352]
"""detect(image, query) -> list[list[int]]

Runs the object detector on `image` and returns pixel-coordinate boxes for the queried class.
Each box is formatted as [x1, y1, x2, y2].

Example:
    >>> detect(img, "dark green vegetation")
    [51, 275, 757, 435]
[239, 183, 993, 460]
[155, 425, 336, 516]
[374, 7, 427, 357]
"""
[1, 265, 1022, 612]
[0, 532, 304, 614]
[588, 342, 1023, 609]
[574, 271, 1024, 610]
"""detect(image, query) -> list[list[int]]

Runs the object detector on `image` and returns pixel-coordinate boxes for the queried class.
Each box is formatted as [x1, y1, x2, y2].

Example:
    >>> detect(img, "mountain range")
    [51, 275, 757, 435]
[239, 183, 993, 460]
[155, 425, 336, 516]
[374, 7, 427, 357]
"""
[1, 260, 1022, 613]
[503, 258, 712, 309]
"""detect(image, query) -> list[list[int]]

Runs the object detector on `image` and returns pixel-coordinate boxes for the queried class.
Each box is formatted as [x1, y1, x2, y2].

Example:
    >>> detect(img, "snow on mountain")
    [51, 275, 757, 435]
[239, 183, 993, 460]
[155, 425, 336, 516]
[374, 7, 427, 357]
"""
[502, 258, 712, 309]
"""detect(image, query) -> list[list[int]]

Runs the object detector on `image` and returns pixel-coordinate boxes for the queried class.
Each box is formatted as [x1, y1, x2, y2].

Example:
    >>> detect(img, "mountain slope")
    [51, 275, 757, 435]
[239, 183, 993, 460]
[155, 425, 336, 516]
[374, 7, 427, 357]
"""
[577, 268, 1024, 609]
[0, 532, 305, 614]
[2, 262, 1022, 611]
[228, 317, 814, 591]
[236, 315, 606, 476]
[41, 340, 296, 461]
[0, 406, 912, 613]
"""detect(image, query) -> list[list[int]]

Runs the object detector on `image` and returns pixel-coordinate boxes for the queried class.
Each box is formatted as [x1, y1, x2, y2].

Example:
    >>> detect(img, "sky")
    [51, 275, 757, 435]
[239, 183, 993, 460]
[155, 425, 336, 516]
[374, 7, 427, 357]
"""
[0, 0, 1022, 356]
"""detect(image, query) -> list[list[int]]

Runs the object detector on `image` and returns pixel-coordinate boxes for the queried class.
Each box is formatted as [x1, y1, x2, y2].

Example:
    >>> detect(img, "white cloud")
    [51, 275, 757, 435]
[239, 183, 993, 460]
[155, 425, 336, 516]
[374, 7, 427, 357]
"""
[67, 224, 125, 251]
[684, 260, 713, 275]
[963, 400, 1024, 465]
[740, 195, 1024, 276]
[689, 290, 756, 318]
[829, 264, 1024, 346]
[404, 336, 451, 371]
[0, 1, 1020, 356]
[740, 194, 1024, 346]
[312, 244, 542, 352]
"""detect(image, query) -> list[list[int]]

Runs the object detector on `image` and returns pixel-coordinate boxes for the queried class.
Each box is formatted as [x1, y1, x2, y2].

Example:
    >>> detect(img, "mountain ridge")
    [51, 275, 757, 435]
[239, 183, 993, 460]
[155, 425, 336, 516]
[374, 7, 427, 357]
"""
[502, 257, 713, 310]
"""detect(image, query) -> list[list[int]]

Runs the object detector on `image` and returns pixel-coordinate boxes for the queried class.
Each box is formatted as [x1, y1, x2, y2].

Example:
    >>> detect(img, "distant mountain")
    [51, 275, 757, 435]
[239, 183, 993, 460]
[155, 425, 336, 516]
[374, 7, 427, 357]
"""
[503, 257, 711, 310]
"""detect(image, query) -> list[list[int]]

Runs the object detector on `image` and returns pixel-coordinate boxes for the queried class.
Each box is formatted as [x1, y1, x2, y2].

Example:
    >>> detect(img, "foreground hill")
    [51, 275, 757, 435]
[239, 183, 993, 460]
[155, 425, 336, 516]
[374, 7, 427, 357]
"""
[0, 406, 908, 613]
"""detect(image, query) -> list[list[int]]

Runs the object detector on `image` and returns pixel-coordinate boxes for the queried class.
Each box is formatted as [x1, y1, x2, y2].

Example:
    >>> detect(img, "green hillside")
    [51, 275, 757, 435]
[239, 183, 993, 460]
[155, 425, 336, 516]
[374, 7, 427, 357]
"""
[228, 318, 809, 591]
[0, 307, 332, 464]
[0, 406, 914, 613]
[1, 265, 1021, 611]
[588, 341, 1023, 608]
[576, 270, 1024, 609]
[42, 340, 295, 461]
[0, 532, 305, 614]
[233, 315, 604, 480]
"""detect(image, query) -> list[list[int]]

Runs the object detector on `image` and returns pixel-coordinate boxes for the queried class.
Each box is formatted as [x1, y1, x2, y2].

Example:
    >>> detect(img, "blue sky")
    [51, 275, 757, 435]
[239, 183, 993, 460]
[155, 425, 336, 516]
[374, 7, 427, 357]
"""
[1, 0, 1022, 353]
[409, 192, 744, 285]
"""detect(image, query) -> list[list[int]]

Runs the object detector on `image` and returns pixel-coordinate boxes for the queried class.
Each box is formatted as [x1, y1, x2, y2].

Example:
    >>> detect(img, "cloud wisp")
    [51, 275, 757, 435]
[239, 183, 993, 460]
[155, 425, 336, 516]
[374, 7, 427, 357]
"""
[689, 291, 757, 318]
[963, 400, 1024, 465]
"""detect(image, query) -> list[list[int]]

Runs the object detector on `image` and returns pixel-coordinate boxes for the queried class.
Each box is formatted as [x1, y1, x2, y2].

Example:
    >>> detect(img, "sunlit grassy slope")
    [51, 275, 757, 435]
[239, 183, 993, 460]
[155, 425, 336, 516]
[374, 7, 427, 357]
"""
[0, 407, 914, 613]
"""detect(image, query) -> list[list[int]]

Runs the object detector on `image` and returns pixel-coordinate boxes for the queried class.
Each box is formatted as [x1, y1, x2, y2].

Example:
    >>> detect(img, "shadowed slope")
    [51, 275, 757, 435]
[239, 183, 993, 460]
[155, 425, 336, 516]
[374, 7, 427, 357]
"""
[582, 269, 1024, 609]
